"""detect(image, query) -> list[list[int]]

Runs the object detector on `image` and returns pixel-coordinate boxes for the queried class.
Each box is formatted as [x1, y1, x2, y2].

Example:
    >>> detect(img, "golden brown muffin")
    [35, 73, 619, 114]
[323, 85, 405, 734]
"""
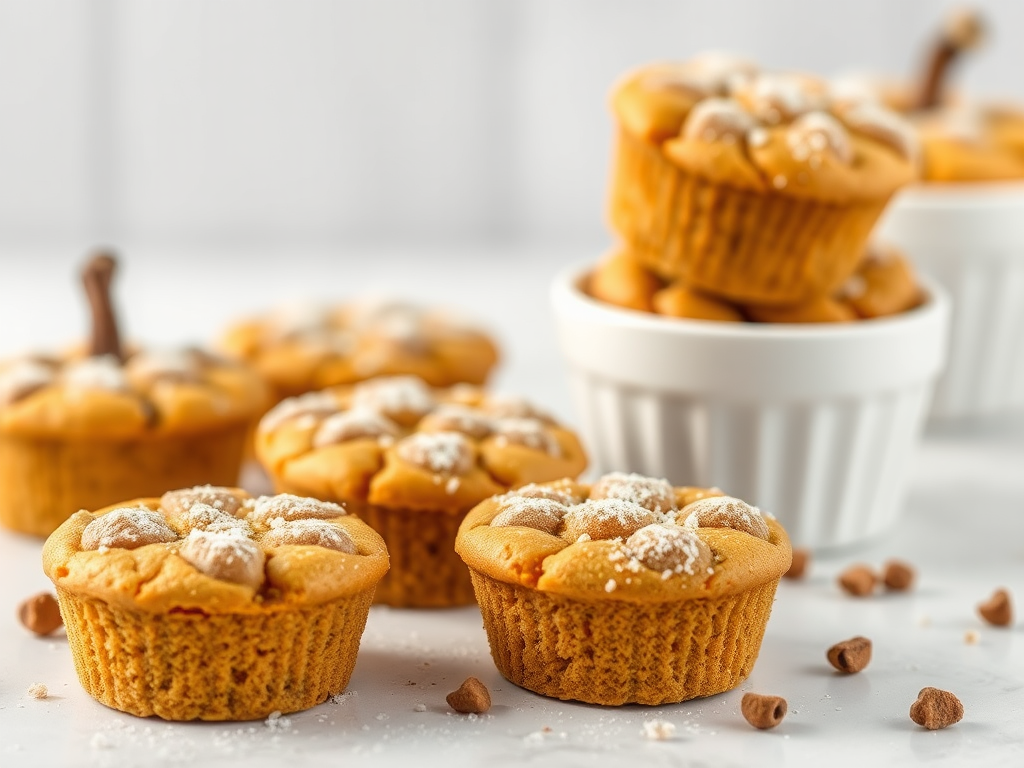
[912, 105, 1024, 181]
[456, 473, 791, 705]
[588, 250, 664, 312]
[0, 254, 269, 537]
[838, 243, 924, 319]
[218, 299, 500, 405]
[0, 348, 267, 537]
[255, 376, 588, 607]
[609, 56, 919, 305]
[42, 487, 389, 720]
[745, 295, 857, 324]
[652, 282, 745, 322]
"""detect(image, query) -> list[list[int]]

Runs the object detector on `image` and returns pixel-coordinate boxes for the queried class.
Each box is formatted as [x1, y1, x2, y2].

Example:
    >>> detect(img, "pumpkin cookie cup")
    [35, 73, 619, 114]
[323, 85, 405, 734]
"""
[610, 58, 919, 304]
[219, 298, 500, 405]
[42, 487, 388, 721]
[0, 255, 268, 536]
[255, 376, 587, 608]
[456, 473, 791, 705]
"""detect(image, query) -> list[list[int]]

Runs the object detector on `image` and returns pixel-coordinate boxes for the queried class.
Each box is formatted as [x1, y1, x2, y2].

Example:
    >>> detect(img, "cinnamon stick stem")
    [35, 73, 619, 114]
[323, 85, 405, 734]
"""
[82, 251, 124, 361]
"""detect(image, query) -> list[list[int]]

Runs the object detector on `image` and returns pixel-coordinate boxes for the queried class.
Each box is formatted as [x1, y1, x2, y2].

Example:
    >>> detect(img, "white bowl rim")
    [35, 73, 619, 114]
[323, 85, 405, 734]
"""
[551, 263, 949, 342]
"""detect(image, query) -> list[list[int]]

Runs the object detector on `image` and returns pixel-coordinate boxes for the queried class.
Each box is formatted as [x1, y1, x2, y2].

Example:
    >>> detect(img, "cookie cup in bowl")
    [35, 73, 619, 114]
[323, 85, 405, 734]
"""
[551, 265, 949, 550]
[877, 182, 1024, 421]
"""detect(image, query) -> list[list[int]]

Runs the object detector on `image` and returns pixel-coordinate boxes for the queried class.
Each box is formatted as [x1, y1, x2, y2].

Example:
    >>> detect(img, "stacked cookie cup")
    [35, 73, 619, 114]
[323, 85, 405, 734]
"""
[552, 55, 951, 549]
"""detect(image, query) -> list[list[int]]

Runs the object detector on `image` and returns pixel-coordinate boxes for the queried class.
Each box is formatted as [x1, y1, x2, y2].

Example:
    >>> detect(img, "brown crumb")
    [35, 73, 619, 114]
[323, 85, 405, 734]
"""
[882, 559, 915, 591]
[964, 629, 980, 645]
[17, 593, 63, 636]
[446, 676, 491, 714]
[837, 564, 877, 597]
[910, 687, 963, 730]
[740, 692, 787, 729]
[977, 588, 1013, 627]
[783, 548, 810, 579]
[827, 636, 872, 673]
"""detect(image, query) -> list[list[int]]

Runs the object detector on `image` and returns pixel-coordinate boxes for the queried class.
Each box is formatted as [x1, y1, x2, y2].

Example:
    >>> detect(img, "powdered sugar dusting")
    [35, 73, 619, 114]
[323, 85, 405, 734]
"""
[396, 431, 474, 476]
[682, 496, 769, 540]
[0, 359, 55, 405]
[176, 502, 251, 536]
[787, 111, 852, 164]
[80, 506, 178, 551]
[590, 472, 676, 514]
[313, 408, 400, 448]
[418, 404, 494, 439]
[562, 498, 660, 542]
[161, 486, 244, 517]
[260, 391, 339, 432]
[250, 494, 346, 524]
[62, 355, 128, 391]
[841, 101, 919, 162]
[483, 395, 551, 423]
[350, 376, 435, 419]
[262, 518, 355, 553]
[625, 524, 713, 576]
[178, 529, 265, 590]
[491, 418, 560, 456]
[514, 482, 582, 506]
[491, 496, 567, 535]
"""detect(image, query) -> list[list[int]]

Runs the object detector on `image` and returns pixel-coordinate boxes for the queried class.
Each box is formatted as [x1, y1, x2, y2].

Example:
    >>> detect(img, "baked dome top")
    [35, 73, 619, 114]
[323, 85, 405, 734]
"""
[456, 473, 791, 602]
[255, 376, 588, 513]
[612, 55, 920, 203]
[42, 486, 389, 613]
[0, 348, 268, 438]
[219, 299, 500, 399]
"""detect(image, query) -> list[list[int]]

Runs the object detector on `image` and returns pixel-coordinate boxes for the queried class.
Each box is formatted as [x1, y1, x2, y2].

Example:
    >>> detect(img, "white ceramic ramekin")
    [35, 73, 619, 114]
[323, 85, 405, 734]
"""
[877, 182, 1024, 422]
[551, 265, 950, 551]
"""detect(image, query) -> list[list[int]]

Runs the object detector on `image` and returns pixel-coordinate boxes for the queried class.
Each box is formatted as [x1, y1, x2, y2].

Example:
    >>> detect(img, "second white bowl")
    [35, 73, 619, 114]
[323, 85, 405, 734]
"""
[877, 182, 1024, 422]
[551, 265, 950, 550]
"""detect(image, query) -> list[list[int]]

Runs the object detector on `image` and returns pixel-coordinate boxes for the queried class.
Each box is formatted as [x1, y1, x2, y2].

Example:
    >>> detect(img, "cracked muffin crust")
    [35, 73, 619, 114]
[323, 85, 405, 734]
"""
[42, 486, 388, 721]
[255, 375, 587, 607]
[456, 473, 791, 705]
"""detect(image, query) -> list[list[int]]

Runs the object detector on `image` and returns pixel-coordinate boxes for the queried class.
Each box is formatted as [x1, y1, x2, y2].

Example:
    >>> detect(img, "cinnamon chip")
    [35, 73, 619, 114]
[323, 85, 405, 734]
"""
[910, 687, 963, 730]
[783, 548, 810, 579]
[882, 559, 915, 591]
[17, 593, 63, 636]
[826, 636, 872, 674]
[741, 693, 787, 729]
[837, 564, 877, 597]
[977, 588, 1013, 627]
[446, 677, 491, 714]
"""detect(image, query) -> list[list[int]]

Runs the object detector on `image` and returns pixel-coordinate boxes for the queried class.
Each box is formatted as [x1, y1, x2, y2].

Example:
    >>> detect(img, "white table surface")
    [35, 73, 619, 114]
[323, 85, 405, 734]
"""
[1, 247, 1023, 768]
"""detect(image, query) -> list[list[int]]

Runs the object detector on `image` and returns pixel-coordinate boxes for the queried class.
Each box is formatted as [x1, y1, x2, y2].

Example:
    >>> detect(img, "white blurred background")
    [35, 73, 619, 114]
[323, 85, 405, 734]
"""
[2, 0, 1023, 402]
[2, 0, 1023, 253]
